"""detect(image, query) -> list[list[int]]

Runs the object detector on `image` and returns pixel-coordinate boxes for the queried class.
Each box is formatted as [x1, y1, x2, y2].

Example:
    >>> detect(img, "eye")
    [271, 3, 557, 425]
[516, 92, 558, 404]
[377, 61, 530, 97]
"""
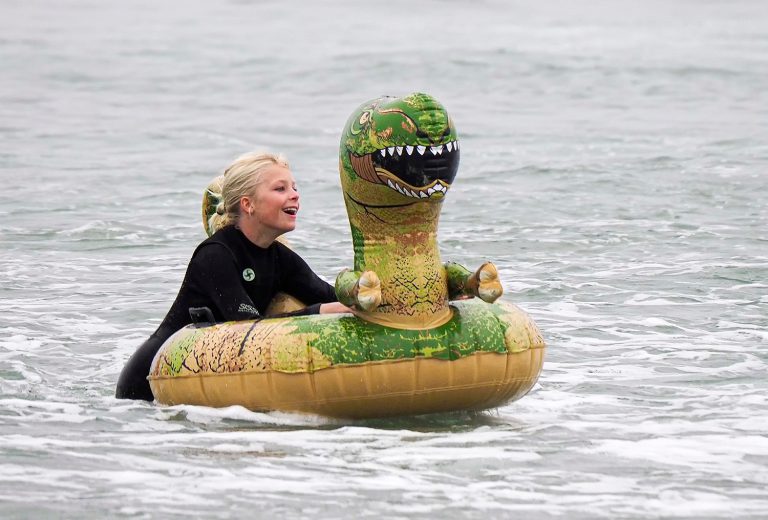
[275, 186, 285, 192]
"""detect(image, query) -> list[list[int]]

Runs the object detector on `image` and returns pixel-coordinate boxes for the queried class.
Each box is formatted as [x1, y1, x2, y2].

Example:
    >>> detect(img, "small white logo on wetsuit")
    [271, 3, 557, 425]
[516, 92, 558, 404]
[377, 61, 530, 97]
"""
[238, 303, 259, 315]
[242, 268, 255, 281]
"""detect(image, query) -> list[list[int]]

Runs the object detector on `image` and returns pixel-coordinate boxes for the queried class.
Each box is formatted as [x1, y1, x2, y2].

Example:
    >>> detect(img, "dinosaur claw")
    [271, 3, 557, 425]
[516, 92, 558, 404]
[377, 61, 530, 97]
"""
[475, 262, 503, 303]
[356, 271, 382, 311]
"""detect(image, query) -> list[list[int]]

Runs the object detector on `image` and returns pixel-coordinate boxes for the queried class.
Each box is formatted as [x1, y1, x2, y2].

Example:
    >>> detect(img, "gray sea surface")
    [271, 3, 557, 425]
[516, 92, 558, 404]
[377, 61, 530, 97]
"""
[1, 0, 767, 518]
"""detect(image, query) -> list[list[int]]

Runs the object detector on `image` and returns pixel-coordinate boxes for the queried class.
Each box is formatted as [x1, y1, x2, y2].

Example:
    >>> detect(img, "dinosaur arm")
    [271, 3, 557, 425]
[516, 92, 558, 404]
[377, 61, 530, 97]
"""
[335, 269, 382, 311]
[445, 261, 503, 303]
[445, 262, 475, 299]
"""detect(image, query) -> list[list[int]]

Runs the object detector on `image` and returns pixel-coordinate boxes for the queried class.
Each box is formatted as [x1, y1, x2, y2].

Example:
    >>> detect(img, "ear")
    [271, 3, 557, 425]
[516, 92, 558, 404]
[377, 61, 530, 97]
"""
[240, 196, 253, 216]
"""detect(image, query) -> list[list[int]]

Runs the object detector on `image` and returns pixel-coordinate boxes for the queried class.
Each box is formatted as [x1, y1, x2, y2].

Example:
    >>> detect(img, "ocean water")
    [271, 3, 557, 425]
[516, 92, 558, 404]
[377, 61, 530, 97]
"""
[1, 0, 767, 518]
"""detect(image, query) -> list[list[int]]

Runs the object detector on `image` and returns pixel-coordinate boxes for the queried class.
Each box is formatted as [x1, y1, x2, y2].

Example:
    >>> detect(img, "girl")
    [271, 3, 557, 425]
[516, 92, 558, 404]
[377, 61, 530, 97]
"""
[116, 152, 348, 400]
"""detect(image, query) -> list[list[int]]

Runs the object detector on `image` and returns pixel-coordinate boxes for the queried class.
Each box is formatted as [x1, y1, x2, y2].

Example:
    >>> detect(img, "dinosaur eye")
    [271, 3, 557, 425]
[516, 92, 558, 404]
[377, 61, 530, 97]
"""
[359, 111, 371, 125]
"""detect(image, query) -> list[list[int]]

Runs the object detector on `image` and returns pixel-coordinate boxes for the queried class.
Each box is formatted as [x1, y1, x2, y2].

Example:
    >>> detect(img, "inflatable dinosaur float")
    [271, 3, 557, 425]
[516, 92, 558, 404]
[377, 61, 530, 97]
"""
[148, 93, 545, 418]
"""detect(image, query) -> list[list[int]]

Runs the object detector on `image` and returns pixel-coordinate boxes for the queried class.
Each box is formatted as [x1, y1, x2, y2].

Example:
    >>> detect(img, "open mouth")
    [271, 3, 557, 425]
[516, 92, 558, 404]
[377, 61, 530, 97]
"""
[372, 140, 459, 195]
[350, 140, 460, 199]
[282, 207, 298, 215]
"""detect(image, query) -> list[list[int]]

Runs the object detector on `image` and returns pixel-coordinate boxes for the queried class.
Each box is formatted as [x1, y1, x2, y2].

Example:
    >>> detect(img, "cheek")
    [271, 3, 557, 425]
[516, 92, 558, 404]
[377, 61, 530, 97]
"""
[256, 193, 282, 212]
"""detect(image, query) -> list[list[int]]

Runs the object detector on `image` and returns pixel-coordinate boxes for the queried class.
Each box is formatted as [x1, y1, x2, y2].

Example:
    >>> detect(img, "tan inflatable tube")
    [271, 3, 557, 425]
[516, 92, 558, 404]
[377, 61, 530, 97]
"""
[150, 347, 543, 419]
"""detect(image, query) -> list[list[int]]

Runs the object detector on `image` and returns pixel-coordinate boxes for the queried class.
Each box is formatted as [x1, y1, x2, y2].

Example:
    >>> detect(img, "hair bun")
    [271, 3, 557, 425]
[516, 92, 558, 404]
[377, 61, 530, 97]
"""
[215, 201, 225, 215]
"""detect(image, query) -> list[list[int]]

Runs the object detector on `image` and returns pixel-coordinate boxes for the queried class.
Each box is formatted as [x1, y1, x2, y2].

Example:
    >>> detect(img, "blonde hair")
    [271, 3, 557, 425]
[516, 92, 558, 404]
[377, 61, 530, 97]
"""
[207, 151, 290, 234]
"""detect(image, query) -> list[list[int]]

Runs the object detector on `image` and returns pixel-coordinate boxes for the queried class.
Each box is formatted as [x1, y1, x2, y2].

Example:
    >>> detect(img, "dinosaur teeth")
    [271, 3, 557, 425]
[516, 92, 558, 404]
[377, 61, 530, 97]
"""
[392, 181, 424, 198]
[377, 141, 458, 159]
[425, 184, 446, 196]
[386, 178, 448, 199]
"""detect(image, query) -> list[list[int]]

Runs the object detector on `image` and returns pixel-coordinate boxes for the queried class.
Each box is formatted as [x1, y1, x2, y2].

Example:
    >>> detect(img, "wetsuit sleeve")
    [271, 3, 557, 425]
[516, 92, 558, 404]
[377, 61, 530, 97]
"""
[278, 245, 337, 314]
[187, 244, 262, 321]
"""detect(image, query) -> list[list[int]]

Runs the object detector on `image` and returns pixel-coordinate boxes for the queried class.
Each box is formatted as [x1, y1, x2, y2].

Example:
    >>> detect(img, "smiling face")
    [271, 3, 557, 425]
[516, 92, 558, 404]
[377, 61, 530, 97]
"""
[242, 164, 300, 236]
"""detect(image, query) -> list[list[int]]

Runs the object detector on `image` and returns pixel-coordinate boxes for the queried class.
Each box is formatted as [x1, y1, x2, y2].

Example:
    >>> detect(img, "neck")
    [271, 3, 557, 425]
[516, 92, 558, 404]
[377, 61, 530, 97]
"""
[346, 198, 451, 328]
[236, 220, 280, 248]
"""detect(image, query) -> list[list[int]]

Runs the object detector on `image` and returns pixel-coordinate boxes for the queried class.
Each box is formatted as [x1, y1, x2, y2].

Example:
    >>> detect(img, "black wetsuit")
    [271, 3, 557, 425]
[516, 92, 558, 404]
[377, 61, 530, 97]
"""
[115, 226, 336, 400]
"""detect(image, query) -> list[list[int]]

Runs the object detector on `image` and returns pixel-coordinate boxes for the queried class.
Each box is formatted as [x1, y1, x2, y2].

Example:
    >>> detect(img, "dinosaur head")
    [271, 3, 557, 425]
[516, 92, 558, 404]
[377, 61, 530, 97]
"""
[339, 92, 459, 203]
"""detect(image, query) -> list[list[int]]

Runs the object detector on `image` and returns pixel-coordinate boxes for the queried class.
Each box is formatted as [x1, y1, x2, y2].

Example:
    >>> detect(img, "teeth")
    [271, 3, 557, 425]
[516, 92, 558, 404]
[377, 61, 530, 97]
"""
[386, 178, 450, 199]
[378, 142, 456, 159]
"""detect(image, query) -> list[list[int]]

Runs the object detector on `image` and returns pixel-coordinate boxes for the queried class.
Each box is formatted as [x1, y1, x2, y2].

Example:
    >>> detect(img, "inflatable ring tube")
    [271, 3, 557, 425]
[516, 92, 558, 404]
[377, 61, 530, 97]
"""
[149, 92, 545, 417]
[148, 300, 544, 418]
